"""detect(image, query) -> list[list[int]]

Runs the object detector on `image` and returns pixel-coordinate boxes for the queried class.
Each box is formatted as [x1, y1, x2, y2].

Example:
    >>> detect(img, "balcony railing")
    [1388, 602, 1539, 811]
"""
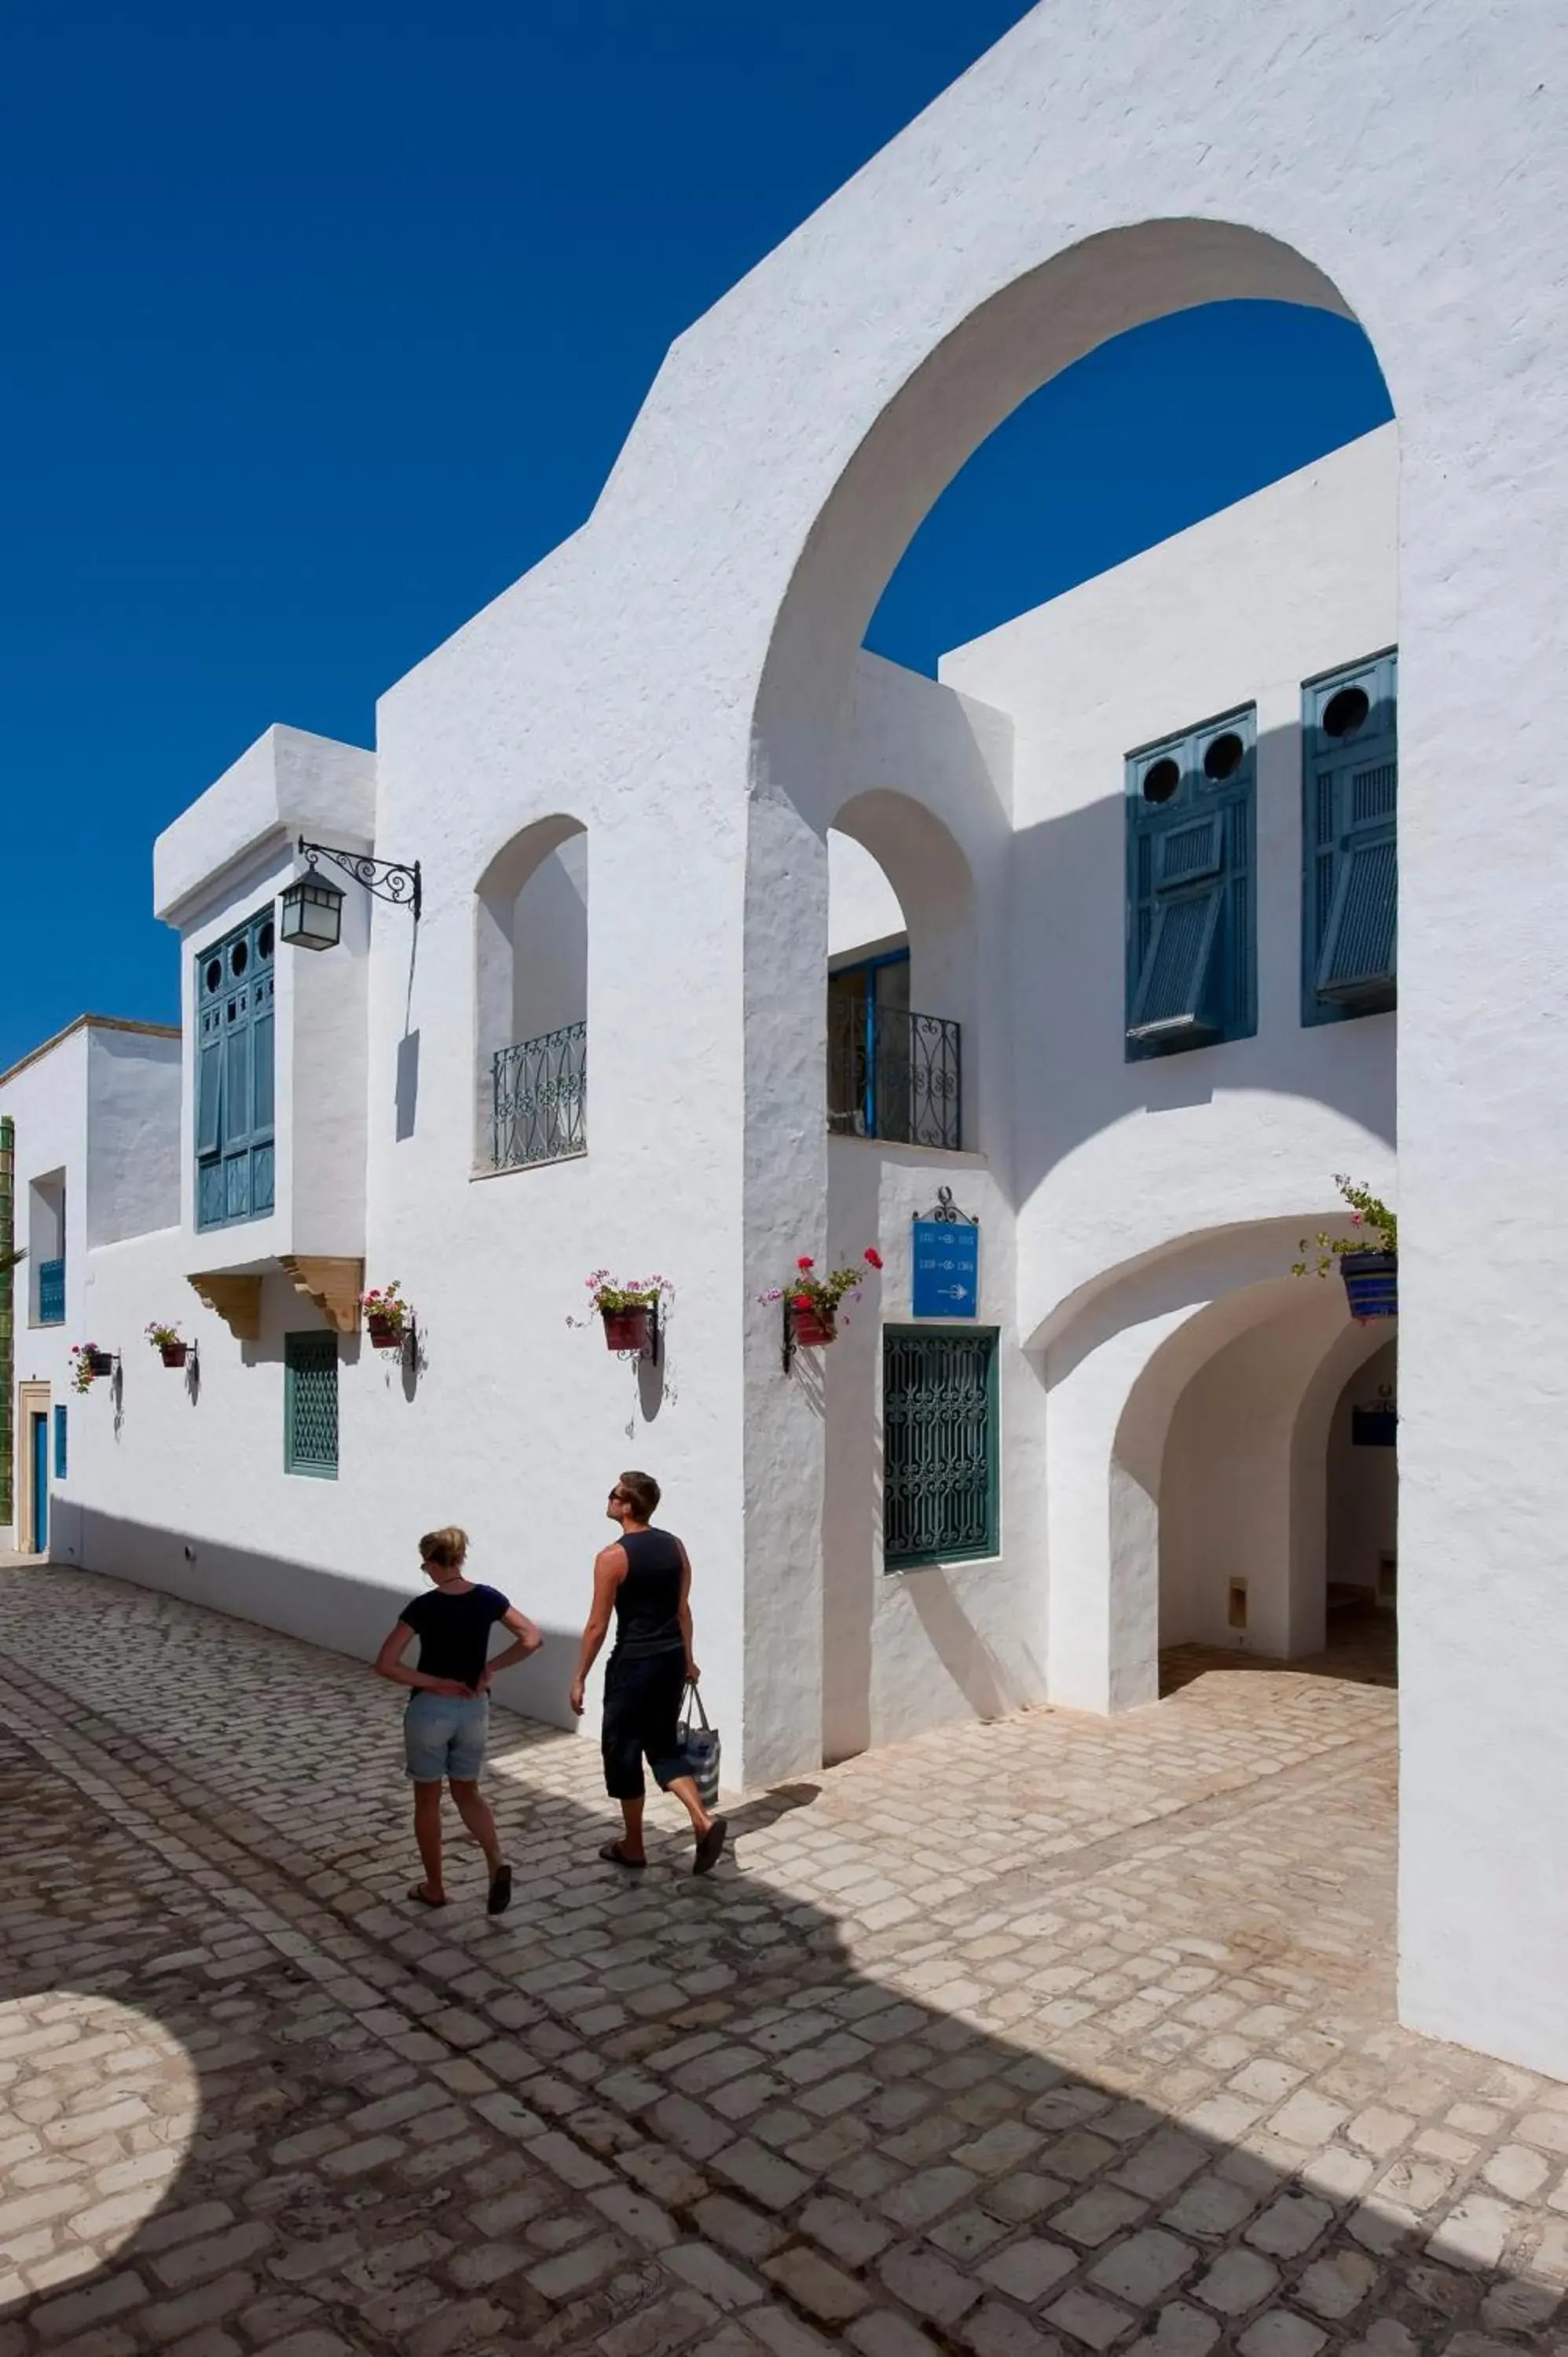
[38, 1257, 65, 1326]
[493, 1023, 587, 1171]
[828, 999, 962, 1151]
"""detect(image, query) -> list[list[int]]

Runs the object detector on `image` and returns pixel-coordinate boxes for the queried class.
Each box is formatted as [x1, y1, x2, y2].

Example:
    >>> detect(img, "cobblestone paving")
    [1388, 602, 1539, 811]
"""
[2, 1566, 1566, 2356]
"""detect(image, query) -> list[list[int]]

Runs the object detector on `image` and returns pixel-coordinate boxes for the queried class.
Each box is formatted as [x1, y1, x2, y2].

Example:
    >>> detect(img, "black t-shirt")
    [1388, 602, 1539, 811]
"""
[398, 1583, 510, 1691]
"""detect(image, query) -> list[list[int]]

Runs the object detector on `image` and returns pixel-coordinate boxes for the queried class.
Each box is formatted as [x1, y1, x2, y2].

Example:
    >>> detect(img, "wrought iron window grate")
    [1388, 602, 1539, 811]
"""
[38, 1258, 65, 1326]
[828, 999, 961, 1151]
[284, 1330, 339, 1479]
[493, 1023, 587, 1170]
[883, 1327, 998, 1570]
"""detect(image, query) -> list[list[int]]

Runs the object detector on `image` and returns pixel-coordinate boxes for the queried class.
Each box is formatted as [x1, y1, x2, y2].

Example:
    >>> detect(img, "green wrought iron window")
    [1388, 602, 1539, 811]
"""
[882, 1327, 999, 1571]
[284, 1330, 339, 1479]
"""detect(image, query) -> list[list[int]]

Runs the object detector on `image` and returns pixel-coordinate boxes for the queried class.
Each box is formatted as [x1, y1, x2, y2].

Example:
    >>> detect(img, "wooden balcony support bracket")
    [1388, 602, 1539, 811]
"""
[188, 1272, 263, 1342]
[279, 1255, 365, 1336]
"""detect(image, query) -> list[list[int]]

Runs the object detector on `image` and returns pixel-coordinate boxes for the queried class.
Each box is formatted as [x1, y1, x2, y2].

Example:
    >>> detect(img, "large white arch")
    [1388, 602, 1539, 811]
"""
[377, 0, 1568, 2073]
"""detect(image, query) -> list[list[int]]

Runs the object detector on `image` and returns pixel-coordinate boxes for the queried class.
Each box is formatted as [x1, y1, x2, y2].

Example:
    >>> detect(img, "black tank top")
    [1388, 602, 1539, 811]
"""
[613, 1528, 685, 1660]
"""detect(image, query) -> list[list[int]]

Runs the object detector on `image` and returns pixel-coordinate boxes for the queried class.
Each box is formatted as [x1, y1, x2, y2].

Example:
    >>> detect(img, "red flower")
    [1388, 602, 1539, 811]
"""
[796, 1255, 815, 1270]
[793, 1294, 813, 1310]
[863, 1248, 883, 1270]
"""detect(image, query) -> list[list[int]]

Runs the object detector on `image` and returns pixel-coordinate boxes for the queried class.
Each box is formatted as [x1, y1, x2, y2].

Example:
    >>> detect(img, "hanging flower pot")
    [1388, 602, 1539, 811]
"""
[789, 1301, 837, 1349]
[147, 1322, 187, 1367]
[602, 1304, 654, 1354]
[359, 1282, 412, 1354]
[1293, 1178, 1398, 1323]
[573, 1273, 671, 1358]
[1339, 1250, 1398, 1324]
[159, 1342, 190, 1369]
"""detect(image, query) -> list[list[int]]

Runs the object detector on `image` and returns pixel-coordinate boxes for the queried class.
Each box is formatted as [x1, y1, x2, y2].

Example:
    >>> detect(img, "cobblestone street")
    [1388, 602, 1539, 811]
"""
[2, 1564, 1566, 2356]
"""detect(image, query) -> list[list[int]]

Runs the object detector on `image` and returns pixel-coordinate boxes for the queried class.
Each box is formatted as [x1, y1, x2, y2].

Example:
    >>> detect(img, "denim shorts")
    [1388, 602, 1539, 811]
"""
[405, 1691, 488, 1782]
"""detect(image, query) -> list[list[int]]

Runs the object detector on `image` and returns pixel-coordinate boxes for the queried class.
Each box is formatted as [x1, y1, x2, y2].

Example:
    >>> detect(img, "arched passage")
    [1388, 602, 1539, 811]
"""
[474, 816, 588, 1171]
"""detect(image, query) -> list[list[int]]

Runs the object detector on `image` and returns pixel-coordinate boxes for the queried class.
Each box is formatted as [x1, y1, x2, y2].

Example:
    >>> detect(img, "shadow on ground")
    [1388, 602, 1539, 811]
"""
[0, 1566, 1560, 2357]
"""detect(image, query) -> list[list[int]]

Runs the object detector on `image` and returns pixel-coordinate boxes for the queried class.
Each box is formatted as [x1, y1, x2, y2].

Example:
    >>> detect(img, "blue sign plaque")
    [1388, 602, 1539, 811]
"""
[911, 1219, 979, 1319]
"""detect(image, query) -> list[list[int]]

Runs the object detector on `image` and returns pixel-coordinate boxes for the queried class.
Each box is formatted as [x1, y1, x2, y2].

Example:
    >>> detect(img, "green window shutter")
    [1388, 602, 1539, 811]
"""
[53, 1405, 67, 1481]
[1126, 709, 1255, 1058]
[284, 1330, 339, 1479]
[883, 1327, 998, 1570]
[1302, 650, 1397, 1023]
[196, 906, 277, 1230]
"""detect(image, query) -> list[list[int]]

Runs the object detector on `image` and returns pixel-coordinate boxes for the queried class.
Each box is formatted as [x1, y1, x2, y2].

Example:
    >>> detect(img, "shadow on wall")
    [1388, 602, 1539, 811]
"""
[44, 1507, 584, 1732]
[0, 1565, 1558, 2348]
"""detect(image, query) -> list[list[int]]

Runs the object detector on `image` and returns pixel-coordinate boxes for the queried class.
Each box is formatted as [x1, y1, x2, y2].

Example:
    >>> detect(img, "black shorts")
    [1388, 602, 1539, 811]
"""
[601, 1650, 687, 1801]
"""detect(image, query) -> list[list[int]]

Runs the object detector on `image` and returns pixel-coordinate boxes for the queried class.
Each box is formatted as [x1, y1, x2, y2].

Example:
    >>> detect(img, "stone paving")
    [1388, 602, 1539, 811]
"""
[2, 1566, 1566, 2356]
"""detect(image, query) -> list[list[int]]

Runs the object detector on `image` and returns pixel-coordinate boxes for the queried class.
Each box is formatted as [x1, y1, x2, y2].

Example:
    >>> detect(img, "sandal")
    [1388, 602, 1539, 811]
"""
[408, 1885, 447, 1908]
[693, 1817, 728, 1877]
[599, 1840, 646, 1870]
[486, 1864, 513, 1916]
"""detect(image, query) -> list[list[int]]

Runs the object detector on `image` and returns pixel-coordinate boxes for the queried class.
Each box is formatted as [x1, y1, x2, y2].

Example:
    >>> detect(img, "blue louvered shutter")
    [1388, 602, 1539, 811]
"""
[1127, 712, 1255, 1057]
[1302, 652, 1397, 1022]
[195, 906, 277, 1230]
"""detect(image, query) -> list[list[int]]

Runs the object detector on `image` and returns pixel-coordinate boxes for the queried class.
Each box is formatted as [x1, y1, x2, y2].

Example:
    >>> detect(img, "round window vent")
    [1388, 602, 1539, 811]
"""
[1141, 757, 1181, 805]
[229, 939, 249, 978]
[203, 959, 222, 994]
[1203, 731, 1245, 783]
[258, 919, 275, 960]
[1324, 684, 1370, 739]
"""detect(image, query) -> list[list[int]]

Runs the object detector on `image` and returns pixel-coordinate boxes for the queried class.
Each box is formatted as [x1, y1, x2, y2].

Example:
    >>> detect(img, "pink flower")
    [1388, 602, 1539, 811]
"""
[863, 1248, 883, 1270]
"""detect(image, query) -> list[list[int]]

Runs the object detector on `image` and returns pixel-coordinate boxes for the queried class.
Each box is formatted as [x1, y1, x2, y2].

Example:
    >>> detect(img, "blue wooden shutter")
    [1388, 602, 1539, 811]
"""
[53, 1405, 67, 1480]
[883, 1329, 998, 1569]
[1302, 651, 1397, 1022]
[1127, 711, 1255, 1057]
[196, 906, 277, 1229]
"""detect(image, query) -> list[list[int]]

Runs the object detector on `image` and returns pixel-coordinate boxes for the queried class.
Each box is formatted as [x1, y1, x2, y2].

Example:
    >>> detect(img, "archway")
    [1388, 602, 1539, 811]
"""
[473, 816, 588, 1171]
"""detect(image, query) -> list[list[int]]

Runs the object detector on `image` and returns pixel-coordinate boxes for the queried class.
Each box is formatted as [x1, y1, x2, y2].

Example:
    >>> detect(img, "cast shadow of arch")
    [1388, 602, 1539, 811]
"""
[0, 1576, 1559, 2351]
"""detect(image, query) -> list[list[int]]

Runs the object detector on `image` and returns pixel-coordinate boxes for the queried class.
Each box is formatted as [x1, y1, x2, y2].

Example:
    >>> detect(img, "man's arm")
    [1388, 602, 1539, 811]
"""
[569, 1547, 625, 1715]
[373, 1622, 474, 1696]
[478, 1604, 544, 1692]
[676, 1541, 698, 1684]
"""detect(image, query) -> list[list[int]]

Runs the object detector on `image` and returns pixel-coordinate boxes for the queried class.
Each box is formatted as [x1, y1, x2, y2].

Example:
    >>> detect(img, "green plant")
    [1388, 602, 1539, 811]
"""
[760, 1248, 883, 1321]
[69, 1343, 105, 1395]
[1293, 1175, 1398, 1279]
[145, 1321, 184, 1351]
[581, 1271, 671, 1316]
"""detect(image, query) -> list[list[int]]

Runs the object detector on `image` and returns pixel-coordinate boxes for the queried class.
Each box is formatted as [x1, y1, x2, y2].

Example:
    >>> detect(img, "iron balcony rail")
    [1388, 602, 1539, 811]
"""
[38, 1257, 65, 1326]
[828, 998, 962, 1151]
[493, 1022, 587, 1171]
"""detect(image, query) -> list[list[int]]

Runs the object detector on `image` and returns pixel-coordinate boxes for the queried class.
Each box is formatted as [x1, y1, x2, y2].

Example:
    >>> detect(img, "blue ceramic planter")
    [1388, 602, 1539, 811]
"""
[1340, 1249, 1398, 1322]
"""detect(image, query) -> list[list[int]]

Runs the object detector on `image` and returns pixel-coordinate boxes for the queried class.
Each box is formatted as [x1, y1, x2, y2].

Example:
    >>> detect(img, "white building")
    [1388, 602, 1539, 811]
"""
[2, 0, 1565, 2085]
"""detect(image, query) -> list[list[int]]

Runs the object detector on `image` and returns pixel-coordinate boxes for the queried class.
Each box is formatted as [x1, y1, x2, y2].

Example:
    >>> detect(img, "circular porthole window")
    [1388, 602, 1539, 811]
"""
[1203, 731, 1245, 783]
[203, 958, 222, 995]
[1324, 685, 1370, 739]
[229, 939, 249, 978]
[258, 919, 275, 960]
[1141, 757, 1181, 805]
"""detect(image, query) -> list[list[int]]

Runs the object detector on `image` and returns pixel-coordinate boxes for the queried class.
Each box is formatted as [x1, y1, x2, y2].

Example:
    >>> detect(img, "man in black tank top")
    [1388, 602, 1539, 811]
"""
[570, 1469, 727, 1875]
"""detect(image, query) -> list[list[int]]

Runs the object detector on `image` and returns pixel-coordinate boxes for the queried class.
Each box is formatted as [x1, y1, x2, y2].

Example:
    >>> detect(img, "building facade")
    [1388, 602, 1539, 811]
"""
[3, 0, 1566, 2084]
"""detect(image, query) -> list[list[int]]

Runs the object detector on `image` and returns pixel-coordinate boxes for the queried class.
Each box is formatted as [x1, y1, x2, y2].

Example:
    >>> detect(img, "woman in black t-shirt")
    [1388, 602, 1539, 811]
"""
[375, 1525, 541, 1912]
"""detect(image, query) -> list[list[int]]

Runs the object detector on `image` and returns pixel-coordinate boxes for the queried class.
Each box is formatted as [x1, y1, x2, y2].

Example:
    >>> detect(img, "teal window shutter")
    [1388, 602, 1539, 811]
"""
[196, 906, 277, 1230]
[1302, 651, 1397, 1024]
[53, 1405, 67, 1480]
[1127, 710, 1255, 1058]
[883, 1328, 998, 1570]
[284, 1331, 339, 1478]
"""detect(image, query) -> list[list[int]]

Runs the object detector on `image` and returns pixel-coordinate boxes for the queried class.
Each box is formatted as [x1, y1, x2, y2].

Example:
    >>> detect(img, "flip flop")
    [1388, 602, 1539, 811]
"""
[487, 1864, 513, 1916]
[408, 1885, 447, 1908]
[693, 1817, 728, 1877]
[599, 1841, 646, 1870]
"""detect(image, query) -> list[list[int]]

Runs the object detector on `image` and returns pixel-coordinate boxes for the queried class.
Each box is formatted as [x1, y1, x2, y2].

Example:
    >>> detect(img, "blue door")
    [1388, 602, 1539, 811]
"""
[31, 1412, 48, 1553]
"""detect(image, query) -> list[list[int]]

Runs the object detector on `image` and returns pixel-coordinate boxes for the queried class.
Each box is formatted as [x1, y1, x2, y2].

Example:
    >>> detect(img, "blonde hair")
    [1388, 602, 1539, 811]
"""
[419, 1526, 470, 1571]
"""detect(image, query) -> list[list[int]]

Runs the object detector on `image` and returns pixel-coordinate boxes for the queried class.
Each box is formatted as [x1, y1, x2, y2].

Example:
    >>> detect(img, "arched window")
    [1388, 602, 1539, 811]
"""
[474, 818, 588, 1171]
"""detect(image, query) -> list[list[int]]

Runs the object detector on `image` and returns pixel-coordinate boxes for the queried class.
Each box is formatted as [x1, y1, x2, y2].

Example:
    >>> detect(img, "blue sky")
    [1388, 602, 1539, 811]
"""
[0, 2, 1390, 1071]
